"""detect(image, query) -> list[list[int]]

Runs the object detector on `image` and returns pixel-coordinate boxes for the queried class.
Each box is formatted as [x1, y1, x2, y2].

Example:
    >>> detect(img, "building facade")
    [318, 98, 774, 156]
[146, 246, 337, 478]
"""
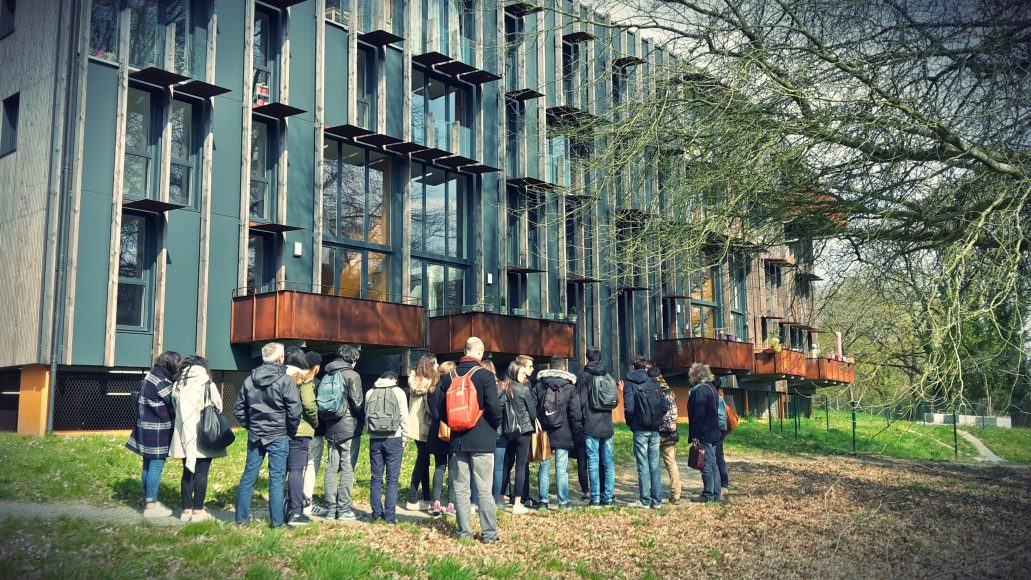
[0, 0, 853, 435]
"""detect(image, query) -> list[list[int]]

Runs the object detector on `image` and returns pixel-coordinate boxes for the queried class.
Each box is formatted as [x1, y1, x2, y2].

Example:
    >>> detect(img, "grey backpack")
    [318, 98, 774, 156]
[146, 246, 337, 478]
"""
[365, 387, 401, 436]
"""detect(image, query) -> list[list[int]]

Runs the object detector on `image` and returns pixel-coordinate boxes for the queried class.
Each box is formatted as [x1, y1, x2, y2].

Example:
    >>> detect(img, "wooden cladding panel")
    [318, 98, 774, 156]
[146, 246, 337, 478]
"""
[429, 313, 574, 358]
[231, 291, 424, 348]
[803, 359, 856, 384]
[754, 350, 806, 377]
[653, 338, 754, 373]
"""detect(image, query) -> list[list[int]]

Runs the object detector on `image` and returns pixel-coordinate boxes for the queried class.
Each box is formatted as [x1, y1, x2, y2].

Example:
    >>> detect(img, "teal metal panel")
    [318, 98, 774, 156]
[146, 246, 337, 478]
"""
[324, 24, 348, 127]
[115, 330, 154, 367]
[81, 62, 118, 195]
[70, 190, 112, 366]
[162, 209, 201, 356]
[210, 105, 242, 218]
[385, 47, 403, 138]
[287, 2, 316, 122]
[482, 83, 499, 168]
[285, 118, 314, 228]
[204, 213, 242, 370]
[284, 228, 313, 284]
[544, 11, 556, 109]
[214, 0, 245, 103]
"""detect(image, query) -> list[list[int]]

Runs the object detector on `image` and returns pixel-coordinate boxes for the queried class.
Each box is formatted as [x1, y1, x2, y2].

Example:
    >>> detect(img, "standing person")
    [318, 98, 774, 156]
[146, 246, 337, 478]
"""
[513, 355, 536, 507]
[532, 357, 582, 509]
[435, 337, 503, 544]
[234, 342, 302, 528]
[622, 355, 667, 509]
[716, 388, 731, 496]
[302, 350, 325, 516]
[404, 354, 438, 512]
[499, 361, 535, 514]
[169, 355, 225, 522]
[576, 347, 616, 508]
[687, 363, 723, 503]
[427, 360, 456, 517]
[312, 344, 364, 521]
[367, 371, 410, 524]
[283, 347, 318, 526]
[653, 366, 682, 504]
[126, 351, 181, 518]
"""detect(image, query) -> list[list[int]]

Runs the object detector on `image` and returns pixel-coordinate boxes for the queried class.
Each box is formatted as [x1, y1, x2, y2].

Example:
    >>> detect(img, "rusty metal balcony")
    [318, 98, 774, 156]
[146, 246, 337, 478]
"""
[752, 349, 807, 379]
[653, 337, 754, 375]
[802, 358, 856, 386]
[429, 311, 573, 358]
[231, 289, 424, 349]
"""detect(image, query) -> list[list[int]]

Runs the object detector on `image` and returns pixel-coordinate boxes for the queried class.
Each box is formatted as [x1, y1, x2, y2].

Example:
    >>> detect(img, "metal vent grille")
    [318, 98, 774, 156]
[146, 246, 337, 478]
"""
[0, 368, 19, 432]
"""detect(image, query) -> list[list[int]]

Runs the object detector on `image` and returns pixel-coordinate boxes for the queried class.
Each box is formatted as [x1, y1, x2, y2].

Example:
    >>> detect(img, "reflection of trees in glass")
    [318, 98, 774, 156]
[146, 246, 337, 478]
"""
[167, 0, 190, 75]
[125, 89, 152, 199]
[119, 216, 144, 278]
[339, 145, 365, 241]
[89, 0, 118, 58]
[128, 0, 160, 69]
[367, 153, 390, 245]
[322, 142, 340, 237]
[169, 100, 192, 205]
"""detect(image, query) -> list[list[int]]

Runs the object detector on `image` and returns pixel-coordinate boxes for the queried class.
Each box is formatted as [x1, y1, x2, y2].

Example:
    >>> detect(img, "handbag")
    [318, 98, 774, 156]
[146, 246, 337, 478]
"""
[198, 382, 235, 451]
[726, 404, 740, 433]
[688, 440, 706, 471]
[530, 419, 552, 462]
[438, 420, 451, 442]
[660, 429, 680, 445]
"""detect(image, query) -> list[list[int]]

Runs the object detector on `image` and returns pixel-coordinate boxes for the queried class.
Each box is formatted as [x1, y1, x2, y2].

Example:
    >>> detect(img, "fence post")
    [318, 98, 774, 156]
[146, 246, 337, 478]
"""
[769, 396, 773, 432]
[779, 395, 784, 433]
[825, 397, 830, 432]
[952, 410, 959, 460]
[851, 401, 857, 453]
[793, 396, 798, 438]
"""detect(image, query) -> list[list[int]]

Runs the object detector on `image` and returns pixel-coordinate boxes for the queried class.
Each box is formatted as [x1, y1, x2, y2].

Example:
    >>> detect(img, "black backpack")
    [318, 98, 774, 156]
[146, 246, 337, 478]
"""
[538, 385, 567, 430]
[501, 392, 522, 439]
[634, 382, 669, 430]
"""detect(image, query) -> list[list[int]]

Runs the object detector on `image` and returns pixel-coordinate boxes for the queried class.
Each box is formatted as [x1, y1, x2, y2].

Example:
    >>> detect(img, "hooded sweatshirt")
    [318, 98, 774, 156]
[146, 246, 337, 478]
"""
[321, 357, 365, 444]
[622, 368, 664, 432]
[532, 369, 583, 450]
[233, 361, 302, 445]
[407, 371, 434, 442]
[368, 376, 411, 440]
[576, 361, 615, 439]
[286, 365, 318, 439]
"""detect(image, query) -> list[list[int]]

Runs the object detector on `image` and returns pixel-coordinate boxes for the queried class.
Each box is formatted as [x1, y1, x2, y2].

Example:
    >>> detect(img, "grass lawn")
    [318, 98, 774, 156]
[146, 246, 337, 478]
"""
[962, 426, 1031, 462]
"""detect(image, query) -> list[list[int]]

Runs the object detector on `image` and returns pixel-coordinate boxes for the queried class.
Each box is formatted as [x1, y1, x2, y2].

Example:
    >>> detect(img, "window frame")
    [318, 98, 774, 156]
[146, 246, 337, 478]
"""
[688, 265, 722, 339]
[410, 161, 467, 262]
[253, 6, 280, 105]
[411, 257, 466, 315]
[0, 92, 18, 157]
[411, 64, 473, 153]
[123, 85, 159, 200]
[322, 139, 393, 248]
[249, 116, 277, 221]
[246, 231, 276, 294]
[168, 97, 199, 208]
[0, 0, 14, 39]
[356, 45, 376, 129]
[321, 245, 392, 302]
[116, 211, 154, 330]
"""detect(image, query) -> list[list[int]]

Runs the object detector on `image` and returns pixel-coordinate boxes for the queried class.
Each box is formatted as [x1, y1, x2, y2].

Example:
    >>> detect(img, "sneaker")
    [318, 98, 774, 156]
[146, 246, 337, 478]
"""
[625, 501, 647, 509]
[482, 536, 502, 545]
[522, 498, 540, 509]
[689, 495, 709, 503]
[311, 505, 335, 519]
[143, 503, 173, 518]
[669, 498, 681, 505]
[588, 502, 602, 509]
[336, 510, 357, 521]
[287, 514, 312, 527]
[470, 503, 478, 514]
[419, 500, 432, 511]
[429, 501, 442, 517]
[601, 501, 614, 507]
[649, 504, 662, 510]
[535, 501, 549, 511]
[385, 519, 398, 525]
[557, 502, 574, 510]
[179, 511, 192, 522]
[444, 503, 456, 517]
[582, 493, 592, 502]
[191, 510, 212, 523]
[511, 503, 529, 515]
[404, 501, 421, 511]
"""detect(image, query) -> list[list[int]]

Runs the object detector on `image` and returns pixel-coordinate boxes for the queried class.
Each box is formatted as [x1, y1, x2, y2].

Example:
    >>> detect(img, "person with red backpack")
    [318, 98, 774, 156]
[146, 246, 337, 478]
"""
[434, 337, 503, 544]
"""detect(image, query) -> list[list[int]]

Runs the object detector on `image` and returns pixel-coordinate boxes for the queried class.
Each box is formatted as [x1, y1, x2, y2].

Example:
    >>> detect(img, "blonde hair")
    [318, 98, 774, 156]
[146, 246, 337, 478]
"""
[689, 363, 714, 385]
[438, 361, 457, 376]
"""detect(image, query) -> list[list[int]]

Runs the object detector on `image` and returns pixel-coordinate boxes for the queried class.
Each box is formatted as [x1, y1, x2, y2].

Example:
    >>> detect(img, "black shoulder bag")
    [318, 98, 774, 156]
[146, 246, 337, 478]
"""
[199, 381, 236, 451]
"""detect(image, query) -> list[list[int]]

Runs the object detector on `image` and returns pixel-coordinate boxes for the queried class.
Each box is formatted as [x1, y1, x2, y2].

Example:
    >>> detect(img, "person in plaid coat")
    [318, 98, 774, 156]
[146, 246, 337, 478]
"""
[126, 351, 181, 518]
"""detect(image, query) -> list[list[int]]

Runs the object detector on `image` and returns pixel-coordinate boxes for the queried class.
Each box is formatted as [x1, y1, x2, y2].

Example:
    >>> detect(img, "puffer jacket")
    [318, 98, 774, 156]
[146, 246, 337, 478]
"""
[576, 361, 615, 439]
[532, 369, 583, 450]
[286, 365, 318, 439]
[407, 372, 435, 443]
[321, 357, 365, 444]
[233, 362, 302, 445]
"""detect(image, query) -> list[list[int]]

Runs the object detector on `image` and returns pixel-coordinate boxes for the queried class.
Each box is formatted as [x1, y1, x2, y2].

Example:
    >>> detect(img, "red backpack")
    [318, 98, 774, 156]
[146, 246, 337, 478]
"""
[446, 367, 484, 432]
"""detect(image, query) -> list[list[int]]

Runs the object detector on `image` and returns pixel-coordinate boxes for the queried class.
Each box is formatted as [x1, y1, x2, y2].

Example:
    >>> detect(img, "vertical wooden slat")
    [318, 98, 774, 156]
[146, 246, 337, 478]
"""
[276, 4, 291, 289]
[239, 0, 257, 293]
[151, 77, 174, 358]
[196, 10, 218, 356]
[313, 0, 325, 289]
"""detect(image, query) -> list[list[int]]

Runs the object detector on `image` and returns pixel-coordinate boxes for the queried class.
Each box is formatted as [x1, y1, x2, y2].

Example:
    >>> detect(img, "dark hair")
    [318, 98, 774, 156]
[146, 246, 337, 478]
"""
[284, 346, 310, 370]
[647, 365, 662, 378]
[380, 371, 399, 382]
[586, 347, 601, 363]
[174, 355, 211, 382]
[501, 361, 523, 396]
[337, 344, 360, 363]
[154, 351, 181, 377]
[549, 356, 566, 370]
[632, 355, 650, 370]
[414, 354, 438, 380]
[305, 351, 323, 370]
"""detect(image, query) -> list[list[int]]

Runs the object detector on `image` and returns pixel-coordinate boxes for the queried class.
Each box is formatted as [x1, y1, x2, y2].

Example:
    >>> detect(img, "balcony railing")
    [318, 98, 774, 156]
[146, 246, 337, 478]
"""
[653, 337, 755, 374]
[803, 358, 856, 385]
[753, 349, 807, 379]
[429, 311, 574, 358]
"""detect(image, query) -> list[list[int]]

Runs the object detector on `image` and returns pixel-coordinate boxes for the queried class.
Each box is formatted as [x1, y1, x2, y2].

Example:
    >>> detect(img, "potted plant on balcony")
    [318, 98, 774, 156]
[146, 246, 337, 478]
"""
[770, 338, 782, 352]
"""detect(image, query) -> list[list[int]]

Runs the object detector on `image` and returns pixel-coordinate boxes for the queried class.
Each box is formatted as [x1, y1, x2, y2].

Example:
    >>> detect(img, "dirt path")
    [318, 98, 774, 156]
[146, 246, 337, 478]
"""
[958, 429, 1006, 462]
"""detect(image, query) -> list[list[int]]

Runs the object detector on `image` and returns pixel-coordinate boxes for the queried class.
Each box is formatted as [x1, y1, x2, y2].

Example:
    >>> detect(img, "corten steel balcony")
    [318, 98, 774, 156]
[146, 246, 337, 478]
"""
[653, 337, 754, 375]
[752, 349, 807, 379]
[231, 289, 424, 348]
[429, 312, 573, 358]
[802, 358, 855, 386]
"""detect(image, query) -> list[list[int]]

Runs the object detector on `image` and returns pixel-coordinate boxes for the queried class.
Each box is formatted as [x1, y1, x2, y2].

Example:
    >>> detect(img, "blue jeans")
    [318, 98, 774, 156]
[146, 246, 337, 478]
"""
[236, 437, 289, 526]
[142, 457, 166, 502]
[492, 443, 507, 502]
[700, 441, 721, 500]
[632, 431, 662, 506]
[584, 436, 614, 504]
[369, 437, 404, 521]
[538, 448, 570, 506]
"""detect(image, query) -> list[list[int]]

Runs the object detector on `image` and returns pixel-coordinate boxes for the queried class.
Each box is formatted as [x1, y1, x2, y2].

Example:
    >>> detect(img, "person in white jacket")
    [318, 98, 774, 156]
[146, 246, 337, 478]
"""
[366, 371, 410, 524]
[169, 356, 225, 522]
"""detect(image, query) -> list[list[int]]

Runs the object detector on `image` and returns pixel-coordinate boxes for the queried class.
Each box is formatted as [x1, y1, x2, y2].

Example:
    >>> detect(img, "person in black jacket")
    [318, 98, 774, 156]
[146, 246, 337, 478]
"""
[435, 337, 503, 544]
[311, 344, 364, 521]
[532, 356, 583, 509]
[622, 355, 665, 509]
[498, 361, 536, 515]
[687, 363, 722, 503]
[576, 347, 615, 507]
[234, 342, 303, 527]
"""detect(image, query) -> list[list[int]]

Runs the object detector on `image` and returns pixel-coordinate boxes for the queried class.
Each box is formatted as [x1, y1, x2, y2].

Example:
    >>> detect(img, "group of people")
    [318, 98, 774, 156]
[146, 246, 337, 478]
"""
[126, 336, 733, 542]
